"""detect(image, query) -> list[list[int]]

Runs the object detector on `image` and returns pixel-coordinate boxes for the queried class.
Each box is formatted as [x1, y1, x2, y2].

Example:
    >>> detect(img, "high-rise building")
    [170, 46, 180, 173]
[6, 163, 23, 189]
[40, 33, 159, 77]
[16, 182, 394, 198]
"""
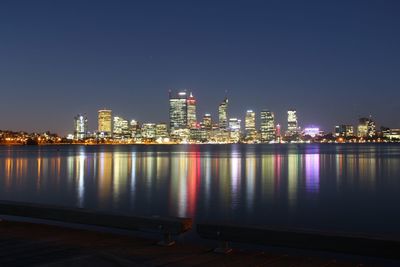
[260, 110, 275, 142]
[228, 118, 241, 143]
[245, 110, 256, 140]
[98, 109, 112, 136]
[218, 97, 228, 130]
[113, 116, 130, 139]
[334, 125, 354, 137]
[187, 92, 197, 129]
[287, 109, 299, 136]
[202, 114, 212, 130]
[169, 90, 188, 132]
[73, 114, 88, 140]
[357, 117, 375, 138]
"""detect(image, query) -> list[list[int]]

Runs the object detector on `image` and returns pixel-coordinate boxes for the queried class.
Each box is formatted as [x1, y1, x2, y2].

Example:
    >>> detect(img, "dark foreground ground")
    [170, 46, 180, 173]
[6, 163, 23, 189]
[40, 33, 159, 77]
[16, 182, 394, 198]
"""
[0, 220, 398, 267]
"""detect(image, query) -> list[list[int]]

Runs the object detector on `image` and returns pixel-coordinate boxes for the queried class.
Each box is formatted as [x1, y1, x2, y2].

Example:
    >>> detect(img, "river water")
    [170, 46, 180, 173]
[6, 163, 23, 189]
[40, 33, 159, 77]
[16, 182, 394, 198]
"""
[1, 144, 400, 238]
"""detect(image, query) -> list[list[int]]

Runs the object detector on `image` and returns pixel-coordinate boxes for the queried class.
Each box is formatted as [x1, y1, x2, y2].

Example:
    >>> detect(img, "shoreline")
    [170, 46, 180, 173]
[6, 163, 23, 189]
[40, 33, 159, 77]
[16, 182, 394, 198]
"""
[1, 141, 400, 146]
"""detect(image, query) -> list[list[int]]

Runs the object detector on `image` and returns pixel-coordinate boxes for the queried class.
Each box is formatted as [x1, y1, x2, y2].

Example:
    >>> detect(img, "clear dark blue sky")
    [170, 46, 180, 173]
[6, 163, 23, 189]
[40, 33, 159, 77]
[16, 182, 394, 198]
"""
[1, 0, 400, 135]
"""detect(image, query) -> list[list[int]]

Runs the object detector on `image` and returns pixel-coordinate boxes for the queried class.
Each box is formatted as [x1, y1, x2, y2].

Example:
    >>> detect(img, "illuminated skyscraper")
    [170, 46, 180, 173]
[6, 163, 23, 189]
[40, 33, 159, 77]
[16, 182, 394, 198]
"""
[113, 116, 130, 139]
[73, 114, 88, 140]
[260, 110, 275, 142]
[169, 90, 188, 131]
[287, 109, 299, 136]
[187, 92, 197, 129]
[98, 109, 112, 136]
[245, 110, 256, 139]
[357, 117, 376, 138]
[228, 118, 241, 143]
[218, 97, 228, 130]
[202, 114, 212, 130]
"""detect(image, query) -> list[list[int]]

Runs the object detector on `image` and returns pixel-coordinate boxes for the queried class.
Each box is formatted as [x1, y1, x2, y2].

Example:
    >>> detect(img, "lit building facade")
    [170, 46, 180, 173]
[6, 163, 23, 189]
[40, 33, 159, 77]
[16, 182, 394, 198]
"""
[303, 127, 321, 138]
[98, 109, 112, 136]
[190, 128, 208, 142]
[169, 90, 188, 132]
[156, 123, 169, 139]
[113, 116, 130, 139]
[383, 128, 400, 140]
[73, 114, 88, 140]
[245, 110, 257, 140]
[334, 125, 354, 137]
[187, 92, 197, 129]
[218, 97, 228, 130]
[130, 120, 140, 139]
[287, 109, 299, 136]
[260, 110, 275, 142]
[141, 123, 156, 140]
[229, 118, 241, 143]
[202, 114, 212, 130]
[357, 117, 375, 138]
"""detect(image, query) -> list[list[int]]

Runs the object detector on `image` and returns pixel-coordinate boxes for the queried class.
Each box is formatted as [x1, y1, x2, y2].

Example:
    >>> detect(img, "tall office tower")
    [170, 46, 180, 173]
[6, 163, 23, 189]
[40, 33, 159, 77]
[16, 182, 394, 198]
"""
[73, 114, 88, 140]
[228, 118, 241, 143]
[187, 92, 197, 129]
[98, 109, 112, 136]
[218, 97, 228, 130]
[287, 109, 298, 136]
[130, 119, 139, 138]
[202, 114, 212, 130]
[357, 117, 376, 138]
[260, 110, 275, 142]
[169, 90, 188, 131]
[245, 110, 256, 136]
[156, 123, 169, 139]
[113, 116, 130, 139]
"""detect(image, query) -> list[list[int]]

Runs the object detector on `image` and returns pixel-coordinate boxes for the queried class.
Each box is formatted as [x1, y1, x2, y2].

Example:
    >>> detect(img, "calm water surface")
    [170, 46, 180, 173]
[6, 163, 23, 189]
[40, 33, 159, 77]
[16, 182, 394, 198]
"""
[1, 144, 400, 237]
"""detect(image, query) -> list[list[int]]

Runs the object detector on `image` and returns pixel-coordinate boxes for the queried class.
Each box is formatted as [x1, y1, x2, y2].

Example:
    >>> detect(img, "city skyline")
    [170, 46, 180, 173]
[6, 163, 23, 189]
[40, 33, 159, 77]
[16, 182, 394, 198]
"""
[0, 88, 396, 138]
[1, 1, 400, 134]
[63, 90, 400, 144]
[69, 91, 391, 134]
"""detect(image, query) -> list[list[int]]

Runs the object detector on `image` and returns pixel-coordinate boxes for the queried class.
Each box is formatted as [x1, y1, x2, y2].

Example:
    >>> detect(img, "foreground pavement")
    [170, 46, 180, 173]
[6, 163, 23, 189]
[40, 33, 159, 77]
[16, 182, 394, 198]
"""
[0, 220, 398, 267]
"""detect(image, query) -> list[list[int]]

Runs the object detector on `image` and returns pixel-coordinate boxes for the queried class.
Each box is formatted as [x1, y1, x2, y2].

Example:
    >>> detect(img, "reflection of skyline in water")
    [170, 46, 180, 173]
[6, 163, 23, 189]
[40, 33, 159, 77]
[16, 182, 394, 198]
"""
[1, 144, 400, 236]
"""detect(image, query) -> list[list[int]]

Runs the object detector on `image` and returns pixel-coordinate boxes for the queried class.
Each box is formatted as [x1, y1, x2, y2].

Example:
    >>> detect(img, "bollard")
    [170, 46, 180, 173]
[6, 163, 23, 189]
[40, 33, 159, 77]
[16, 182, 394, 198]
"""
[213, 231, 232, 254]
[157, 225, 176, 247]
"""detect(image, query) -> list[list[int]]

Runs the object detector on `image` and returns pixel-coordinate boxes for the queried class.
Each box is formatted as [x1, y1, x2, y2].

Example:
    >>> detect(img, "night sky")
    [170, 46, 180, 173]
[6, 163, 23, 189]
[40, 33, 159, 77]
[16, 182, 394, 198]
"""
[1, 0, 400, 135]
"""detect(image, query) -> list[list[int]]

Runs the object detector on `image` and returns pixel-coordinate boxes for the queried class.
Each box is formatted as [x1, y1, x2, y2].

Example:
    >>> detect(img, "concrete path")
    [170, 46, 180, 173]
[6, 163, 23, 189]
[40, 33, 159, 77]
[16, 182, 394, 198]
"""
[0, 221, 397, 267]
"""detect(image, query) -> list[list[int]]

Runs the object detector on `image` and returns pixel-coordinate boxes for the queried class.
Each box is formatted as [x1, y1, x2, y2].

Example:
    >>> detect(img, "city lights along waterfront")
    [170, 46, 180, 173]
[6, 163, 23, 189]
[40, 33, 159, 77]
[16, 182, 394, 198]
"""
[1, 143, 400, 240]
[1, 89, 399, 145]
[67, 90, 399, 144]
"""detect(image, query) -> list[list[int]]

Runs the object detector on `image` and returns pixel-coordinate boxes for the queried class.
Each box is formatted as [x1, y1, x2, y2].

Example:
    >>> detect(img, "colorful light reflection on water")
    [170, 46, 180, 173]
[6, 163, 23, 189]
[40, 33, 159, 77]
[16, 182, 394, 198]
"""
[1, 144, 400, 238]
